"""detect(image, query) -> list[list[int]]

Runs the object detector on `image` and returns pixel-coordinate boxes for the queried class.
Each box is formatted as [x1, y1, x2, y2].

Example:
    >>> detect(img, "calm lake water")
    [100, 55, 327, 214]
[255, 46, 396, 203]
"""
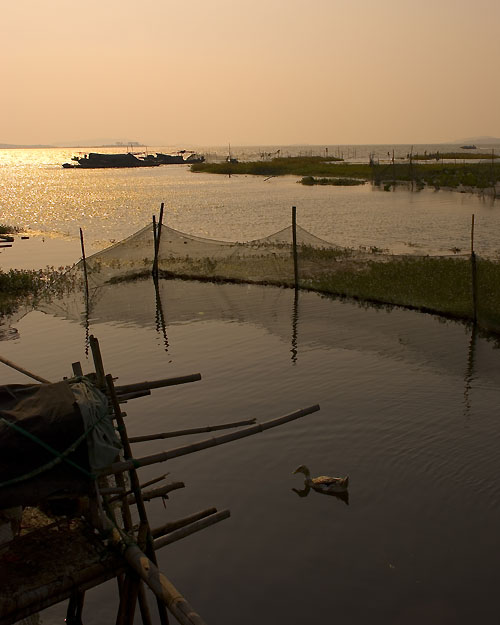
[1, 148, 500, 624]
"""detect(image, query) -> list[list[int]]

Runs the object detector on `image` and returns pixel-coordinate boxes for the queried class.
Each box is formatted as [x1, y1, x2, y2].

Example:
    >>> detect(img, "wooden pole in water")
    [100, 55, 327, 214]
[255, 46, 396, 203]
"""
[470, 214, 477, 324]
[152, 214, 158, 278]
[156, 202, 164, 269]
[292, 206, 299, 289]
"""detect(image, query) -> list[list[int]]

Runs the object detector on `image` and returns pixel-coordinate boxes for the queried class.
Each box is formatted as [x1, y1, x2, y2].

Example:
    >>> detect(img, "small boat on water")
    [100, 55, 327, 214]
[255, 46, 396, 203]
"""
[460, 145, 477, 150]
[63, 152, 161, 169]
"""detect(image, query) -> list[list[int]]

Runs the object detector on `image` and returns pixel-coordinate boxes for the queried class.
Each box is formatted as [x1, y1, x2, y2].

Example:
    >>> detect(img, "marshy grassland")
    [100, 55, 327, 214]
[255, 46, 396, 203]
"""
[191, 156, 500, 190]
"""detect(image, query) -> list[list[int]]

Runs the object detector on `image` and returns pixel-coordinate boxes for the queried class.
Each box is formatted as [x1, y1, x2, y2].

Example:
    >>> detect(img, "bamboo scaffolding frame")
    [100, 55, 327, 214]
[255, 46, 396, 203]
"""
[129, 418, 257, 443]
[153, 510, 230, 550]
[100, 404, 320, 477]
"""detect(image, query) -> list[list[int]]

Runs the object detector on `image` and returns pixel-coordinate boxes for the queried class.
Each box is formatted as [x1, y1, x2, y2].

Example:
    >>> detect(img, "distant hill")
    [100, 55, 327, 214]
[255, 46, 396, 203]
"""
[452, 136, 500, 145]
[0, 143, 54, 149]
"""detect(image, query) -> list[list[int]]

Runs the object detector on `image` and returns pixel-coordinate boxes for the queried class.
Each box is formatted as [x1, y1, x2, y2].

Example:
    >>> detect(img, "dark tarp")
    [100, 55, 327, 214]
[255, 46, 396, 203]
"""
[0, 381, 91, 508]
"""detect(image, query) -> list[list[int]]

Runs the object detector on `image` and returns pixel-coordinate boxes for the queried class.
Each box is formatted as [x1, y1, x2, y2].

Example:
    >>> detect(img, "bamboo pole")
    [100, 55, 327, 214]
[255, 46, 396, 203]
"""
[129, 418, 257, 443]
[156, 203, 164, 270]
[114, 374, 201, 395]
[0, 355, 50, 384]
[117, 390, 152, 403]
[110, 482, 185, 506]
[80, 228, 90, 317]
[151, 508, 218, 539]
[153, 510, 230, 550]
[100, 404, 320, 478]
[152, 215, 158, 279]
[122, 544, 207, 625]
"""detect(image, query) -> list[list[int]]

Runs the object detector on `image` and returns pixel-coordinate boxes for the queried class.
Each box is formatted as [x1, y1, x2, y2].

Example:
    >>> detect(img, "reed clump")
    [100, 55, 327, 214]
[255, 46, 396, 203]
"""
[0, 267, 72, 315]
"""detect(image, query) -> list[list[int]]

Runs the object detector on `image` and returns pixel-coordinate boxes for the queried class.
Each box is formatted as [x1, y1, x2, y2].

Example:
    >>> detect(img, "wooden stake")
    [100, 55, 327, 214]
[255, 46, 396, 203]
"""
[471, 214, 477, 323]
[100, 404, 320, 477]
[152, 215, 158, 278]
[80, 228, 90, 313]
[292, 205, 299, 289]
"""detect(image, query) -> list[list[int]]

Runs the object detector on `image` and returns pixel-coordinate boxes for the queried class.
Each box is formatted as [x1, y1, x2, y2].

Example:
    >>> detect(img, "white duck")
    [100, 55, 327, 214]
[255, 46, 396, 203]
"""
[293, 465, 349, 493]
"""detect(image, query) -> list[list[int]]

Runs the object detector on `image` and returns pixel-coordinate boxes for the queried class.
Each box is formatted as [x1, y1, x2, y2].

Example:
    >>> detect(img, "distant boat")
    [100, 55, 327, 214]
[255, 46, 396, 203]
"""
[62, 152, 161, 168]
[142, 151, 205, 165]
[460, 145, 477, 150]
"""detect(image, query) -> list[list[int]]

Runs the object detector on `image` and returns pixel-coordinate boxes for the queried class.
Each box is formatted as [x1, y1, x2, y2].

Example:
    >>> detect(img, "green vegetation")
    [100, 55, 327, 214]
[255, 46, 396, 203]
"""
[192, 155, 500, 191]
[304, 255, 475, 319]
[0, 224, 21, 235]
[0, 267, 71, 315]
[300, 176, 365, 186]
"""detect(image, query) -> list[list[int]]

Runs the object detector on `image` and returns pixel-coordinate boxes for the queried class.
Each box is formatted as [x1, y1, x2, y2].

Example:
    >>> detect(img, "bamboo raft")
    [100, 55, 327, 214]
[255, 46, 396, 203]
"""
[0, 335, 320, 625]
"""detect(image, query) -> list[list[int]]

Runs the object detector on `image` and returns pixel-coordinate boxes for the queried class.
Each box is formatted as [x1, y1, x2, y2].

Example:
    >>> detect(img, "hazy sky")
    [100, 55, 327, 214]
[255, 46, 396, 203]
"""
[2, 0, 499, 146]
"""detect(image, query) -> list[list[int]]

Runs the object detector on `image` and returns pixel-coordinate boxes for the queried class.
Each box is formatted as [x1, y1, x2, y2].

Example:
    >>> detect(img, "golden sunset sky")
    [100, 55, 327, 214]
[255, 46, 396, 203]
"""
[2, 0, 499, 145]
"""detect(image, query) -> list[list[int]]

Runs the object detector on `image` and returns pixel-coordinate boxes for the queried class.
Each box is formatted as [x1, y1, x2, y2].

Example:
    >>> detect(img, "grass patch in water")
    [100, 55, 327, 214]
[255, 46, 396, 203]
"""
[192, 156, 500, 190]
[304, 253, 500, 334]
[300, 176, 365, 186]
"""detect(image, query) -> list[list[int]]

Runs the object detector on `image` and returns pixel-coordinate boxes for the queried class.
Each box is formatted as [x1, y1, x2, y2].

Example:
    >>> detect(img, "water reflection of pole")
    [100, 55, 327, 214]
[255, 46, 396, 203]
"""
[154, 275, 169, 352]
[463, 324, 477, 420]
[290, 288, 299, 364]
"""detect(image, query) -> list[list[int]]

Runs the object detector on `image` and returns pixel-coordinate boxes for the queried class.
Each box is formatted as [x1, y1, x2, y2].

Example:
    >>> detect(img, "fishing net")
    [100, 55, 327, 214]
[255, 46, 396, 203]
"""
[50, 220, 500, 336]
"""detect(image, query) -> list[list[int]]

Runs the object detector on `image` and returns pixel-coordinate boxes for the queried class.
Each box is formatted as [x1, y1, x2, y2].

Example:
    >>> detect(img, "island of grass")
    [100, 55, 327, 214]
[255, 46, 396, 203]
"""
[191, 156, 500, 190]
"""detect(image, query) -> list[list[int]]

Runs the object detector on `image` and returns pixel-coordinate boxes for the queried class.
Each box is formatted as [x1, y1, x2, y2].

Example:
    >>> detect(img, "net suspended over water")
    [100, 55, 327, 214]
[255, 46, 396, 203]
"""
[68, 220, 500, 335]
[77, 222, 354, 289]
